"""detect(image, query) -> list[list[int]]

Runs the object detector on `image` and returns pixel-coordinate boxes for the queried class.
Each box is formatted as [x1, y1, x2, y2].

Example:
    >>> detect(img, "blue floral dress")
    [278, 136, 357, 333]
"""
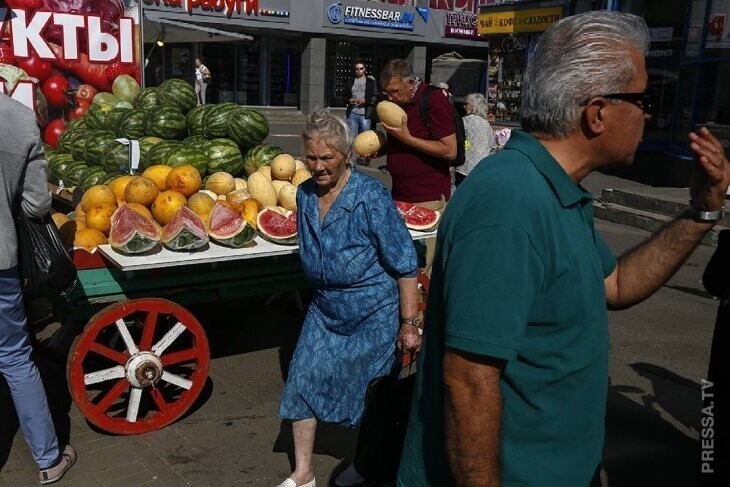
[278, 169, 417, 427]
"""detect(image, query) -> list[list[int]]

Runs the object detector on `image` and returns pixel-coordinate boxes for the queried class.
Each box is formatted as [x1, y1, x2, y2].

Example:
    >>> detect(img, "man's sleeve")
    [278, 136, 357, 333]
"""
[594, 230, 617, 278]
[21, 124, 52, 218]
[444, 225, 545, 361]
[427, 89, 456, 140]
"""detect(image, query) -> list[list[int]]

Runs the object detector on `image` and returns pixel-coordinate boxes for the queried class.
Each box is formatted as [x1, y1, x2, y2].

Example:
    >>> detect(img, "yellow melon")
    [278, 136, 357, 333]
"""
[226, 189, 253, 212]
[142, 165, 173, 192]
[353, 130, 386, 156]
[205, 172, 236, 196]
[271, 154, 297, 181]
[151, 190, 187, 226]
[247, 172, 278, 208]
[80, 185, 117, 213]
[187, 192, 216, 216]
[295, 159, 306, 171]
[257, 165, 272, 181]
[234, 178, 248, 191]
[51, 212, 70, 229]
[271, 179, 289, 195]
[240, 198, 262, 230]
[74, 215, 87, 230]
[165, 165, 202, 198]
[291, 168, 313, 187]
[376, 101, 407, 127]
[198, 189, 218, 200]
[108, 175, 134, 204]
[85, 203, 117, 235]
[74, 203, 86, 217]
[73, 228, 107, 251]
[278, 184, 297, 212]
[124, 176, 160, 207]
[123, 202, 154, 221]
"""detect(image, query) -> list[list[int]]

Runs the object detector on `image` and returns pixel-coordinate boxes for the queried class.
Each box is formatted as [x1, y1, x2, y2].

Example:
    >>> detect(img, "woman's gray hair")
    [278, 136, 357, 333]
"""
[521, 10, 650, 138]
[465, 93, 489, 120]
[380, 58, 414, 86]
[301, 110, 354, 157]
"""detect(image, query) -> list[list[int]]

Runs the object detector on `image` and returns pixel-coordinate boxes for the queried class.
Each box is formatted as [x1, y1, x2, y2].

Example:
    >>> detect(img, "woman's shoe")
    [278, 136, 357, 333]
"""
[39, 445, 77, 484]
[276, 477, 316, 487]
[334, 464, 365, 486]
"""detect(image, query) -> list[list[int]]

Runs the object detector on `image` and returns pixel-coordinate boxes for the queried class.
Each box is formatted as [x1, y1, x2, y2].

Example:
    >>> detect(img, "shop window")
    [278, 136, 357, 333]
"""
[270, 38, 301, 106]
[202, 43, 236, 104]
[686, 0, 708, 57]
[705, 0, 730, 58]
[697, 62, 730, 149]
[238, 41, 261, 105]
[487, 34, 528, 123]
[143, 43, 164, 88]
[165, 44, 193, 82]
[673, 64, 698, 146]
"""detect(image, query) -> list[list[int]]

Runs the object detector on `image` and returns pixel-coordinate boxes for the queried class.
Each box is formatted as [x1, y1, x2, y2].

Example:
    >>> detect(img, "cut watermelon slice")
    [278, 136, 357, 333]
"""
[256, 208, 298, 245]
[161, 206, 209, 251]
[208, 203, 256, 248]
[394, 201, 440, 231]
[109, 205, 161, 254]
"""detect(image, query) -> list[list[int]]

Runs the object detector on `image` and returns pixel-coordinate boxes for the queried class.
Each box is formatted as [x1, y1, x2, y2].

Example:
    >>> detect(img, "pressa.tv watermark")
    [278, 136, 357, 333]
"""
[701, 379, 715, 474]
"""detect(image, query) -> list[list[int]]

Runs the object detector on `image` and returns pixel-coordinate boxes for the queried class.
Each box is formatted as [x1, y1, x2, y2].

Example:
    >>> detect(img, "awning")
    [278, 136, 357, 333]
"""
[144, 13, 253, 42]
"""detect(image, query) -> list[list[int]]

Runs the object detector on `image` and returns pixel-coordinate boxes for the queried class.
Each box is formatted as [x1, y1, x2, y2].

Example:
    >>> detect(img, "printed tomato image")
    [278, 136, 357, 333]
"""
[67, 100, 90, 120]
[42, 74, 71, 108]
[0, 42, 15, 66]
[6, 1, 44, 9]
[43, 118, 66, 148]
[17, 53, 52, 81]
[75, 84, 98, 105]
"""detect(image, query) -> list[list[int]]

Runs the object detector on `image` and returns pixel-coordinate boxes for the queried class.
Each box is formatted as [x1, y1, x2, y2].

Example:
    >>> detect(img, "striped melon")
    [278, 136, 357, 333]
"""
[227, 107, 269, 149]
[165, 146, 209, 176]
[116, 109, 148, 140]
[204, 138, 244, 176]
[146, 106, 187, 140]
[145, 140, 184, 167]
[84, 131, 117, 167]
[242, 144, 284, 176]
[203, 103, 238, 139]
[186, 105, 210, 136]
[158, 79, 198, 114]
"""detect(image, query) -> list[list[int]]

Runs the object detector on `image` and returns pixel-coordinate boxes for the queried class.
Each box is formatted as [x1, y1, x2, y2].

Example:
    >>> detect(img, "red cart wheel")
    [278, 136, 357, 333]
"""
[68, 298, 210, 435]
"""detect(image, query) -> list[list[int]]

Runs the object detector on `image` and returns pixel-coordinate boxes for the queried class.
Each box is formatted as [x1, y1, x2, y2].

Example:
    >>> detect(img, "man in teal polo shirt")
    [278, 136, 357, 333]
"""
[397, 11, 730, 487]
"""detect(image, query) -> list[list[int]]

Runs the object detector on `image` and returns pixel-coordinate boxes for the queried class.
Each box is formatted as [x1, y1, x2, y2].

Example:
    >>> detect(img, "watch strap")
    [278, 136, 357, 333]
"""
[689, 201, 725, 222]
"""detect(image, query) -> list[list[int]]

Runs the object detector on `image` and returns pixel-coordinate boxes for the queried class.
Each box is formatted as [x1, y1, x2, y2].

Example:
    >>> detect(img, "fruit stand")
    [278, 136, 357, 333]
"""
[59, 231, 435, 436]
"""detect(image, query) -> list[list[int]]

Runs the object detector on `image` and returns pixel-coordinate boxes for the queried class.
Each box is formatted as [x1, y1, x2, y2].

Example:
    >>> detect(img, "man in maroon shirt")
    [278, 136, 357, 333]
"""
[378, 59, 457, 204]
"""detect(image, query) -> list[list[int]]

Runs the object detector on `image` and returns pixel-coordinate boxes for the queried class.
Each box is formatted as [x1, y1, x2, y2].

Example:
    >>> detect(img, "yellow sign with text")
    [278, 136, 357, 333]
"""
[478, 7, 563, 35]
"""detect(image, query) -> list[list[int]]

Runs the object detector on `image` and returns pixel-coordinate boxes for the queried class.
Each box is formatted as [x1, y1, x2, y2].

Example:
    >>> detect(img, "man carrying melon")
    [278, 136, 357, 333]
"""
[397, 11, 730, 487]
[363, 59, 457, 276]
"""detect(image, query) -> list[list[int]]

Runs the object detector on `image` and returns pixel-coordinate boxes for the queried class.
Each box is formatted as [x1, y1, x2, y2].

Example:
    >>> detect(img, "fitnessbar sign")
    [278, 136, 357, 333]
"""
[327, 2, 415, 31]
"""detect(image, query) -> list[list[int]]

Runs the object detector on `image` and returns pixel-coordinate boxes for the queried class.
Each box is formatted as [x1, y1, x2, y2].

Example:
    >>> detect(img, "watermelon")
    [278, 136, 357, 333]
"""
[208, 203, 256, 248]
[49, 156, 78, 184]
[242, 144, 284, 176]
[57, 128, 81, 154]
[134, 88, 161, 110]
[116, 109, 147, 140]
[101, 173, 120, 185]
[158, 79, 198, 114]
[186, 105, 210, 136]
[139, 136, 164, 169]
[203, 138, 244, 176]
[65, 117, 86, 131]
[183, 135, 207, 147]
[165, 146, 208, 176]
[227, 107, 269, 149]
[146, 106, 187, 140]
[109, 205, 161, 254]
[203, 103, 238, 139]
[102, 141, 132, 175]
[85, 131, 117, 167]
[70, 130, 92, 162]
[62, 162, 89, 188]
[256, 208, 297, 245]
[77, 167, 108, 194]
[394, 201, 441, 231]
[108, 107, 132, 129]
[84, 103, 114, 130]
[161, 206, 209, 251]
[145, 140, 184, 168]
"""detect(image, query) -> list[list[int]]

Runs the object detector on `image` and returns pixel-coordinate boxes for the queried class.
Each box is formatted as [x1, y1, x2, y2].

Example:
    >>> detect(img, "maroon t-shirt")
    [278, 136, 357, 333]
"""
[386, 83, 455, 203]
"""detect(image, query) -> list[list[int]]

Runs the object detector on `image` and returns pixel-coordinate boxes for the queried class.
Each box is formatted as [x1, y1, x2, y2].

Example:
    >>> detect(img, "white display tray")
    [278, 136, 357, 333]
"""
[97, 230, 437, 272]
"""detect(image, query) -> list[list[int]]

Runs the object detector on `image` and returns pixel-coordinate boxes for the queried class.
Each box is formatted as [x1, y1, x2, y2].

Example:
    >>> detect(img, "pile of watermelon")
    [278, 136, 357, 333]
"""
[46, 78, 280, 196]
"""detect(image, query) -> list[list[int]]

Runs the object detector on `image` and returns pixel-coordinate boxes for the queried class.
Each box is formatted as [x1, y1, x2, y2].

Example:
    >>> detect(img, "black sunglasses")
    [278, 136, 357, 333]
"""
[580, 91, 654, 114]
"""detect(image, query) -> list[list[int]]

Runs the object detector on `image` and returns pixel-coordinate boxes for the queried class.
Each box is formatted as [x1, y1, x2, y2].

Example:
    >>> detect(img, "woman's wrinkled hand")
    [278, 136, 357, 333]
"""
[397, 323, 422, 353]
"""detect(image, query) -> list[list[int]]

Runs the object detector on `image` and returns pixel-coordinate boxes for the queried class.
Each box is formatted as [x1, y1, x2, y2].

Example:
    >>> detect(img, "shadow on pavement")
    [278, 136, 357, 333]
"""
[604, 363, 700, 487]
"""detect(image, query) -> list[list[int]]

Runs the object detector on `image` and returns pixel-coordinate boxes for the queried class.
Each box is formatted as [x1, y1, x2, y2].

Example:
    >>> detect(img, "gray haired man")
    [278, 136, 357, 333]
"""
[398, 10, 729, 487]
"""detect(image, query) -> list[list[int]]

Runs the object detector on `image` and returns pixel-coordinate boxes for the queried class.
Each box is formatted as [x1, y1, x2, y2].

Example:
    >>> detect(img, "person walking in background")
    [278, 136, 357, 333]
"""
[0, 94, 76, 484]
[276, 112, 420, 487]
[455, 93, 497, 187]
[345, 59, 378, 164]
[194, 57, 211, 106]
[397, 11, 729, 486]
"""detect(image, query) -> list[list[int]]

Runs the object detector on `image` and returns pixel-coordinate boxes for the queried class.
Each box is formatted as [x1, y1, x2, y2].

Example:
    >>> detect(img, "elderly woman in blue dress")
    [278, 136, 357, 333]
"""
[276, 111, 421, 487]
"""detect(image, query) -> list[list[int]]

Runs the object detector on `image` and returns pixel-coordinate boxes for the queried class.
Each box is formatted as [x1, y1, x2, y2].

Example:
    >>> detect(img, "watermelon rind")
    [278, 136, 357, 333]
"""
[116, 109, 148, 140]
[84, 103, 114, 130]
[145, 140, 184, 167]
[62, 162, 89, 188]
[161, 208, 209, 251]
[204, 138, 244, 176]
[108, 107, 132, 130]
[183, 135, 207, 147]
[65, 117, 86, 131]
[134, 88, 161, 110]
[146, 106, 187, 140]
[49, 156, 79, 184]
[109, 206, 161, 254]
[209, 220, 256, 248]
[242, 144, 284, 176]
[203, 103, 238, 139]
[102, 141, 133, 175]
[227, 107, 269, 149]
[256, 208, 298, 245]
[159, 79, 198, 114]
[395, 201, 441, 231]
[85, 131, 116, 167]
[138, 136, 164, 169]
[113, 231, 159, 254]
[186, 105, 210, 136]
[162, 226, 209, 251]
[165, 146, 209, 176]
[57, 128, 82, 154]
[77, 167, 108, 194]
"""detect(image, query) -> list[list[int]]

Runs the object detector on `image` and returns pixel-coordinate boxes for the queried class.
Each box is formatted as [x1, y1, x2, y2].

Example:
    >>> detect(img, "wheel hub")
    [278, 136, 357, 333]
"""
[126, 352, 163, 388]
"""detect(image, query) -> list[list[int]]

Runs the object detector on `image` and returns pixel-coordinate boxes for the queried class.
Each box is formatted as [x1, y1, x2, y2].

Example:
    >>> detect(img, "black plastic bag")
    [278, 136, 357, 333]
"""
[353, 361, 416, 484]
[16, 211, 77, 300]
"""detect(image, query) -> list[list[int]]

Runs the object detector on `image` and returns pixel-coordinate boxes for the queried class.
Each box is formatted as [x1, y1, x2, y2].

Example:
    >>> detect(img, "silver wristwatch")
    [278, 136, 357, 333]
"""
[401, 317, 423, 335]
[689, 202, 725, 222]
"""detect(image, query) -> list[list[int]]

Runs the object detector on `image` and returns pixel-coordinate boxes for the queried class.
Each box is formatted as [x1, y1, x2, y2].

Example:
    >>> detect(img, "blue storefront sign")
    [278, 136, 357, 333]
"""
[325, 1, 418, 32]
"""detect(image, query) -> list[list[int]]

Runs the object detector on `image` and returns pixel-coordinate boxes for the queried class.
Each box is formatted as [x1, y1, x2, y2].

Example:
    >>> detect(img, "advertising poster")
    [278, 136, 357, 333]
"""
[0, 1, 143, 146]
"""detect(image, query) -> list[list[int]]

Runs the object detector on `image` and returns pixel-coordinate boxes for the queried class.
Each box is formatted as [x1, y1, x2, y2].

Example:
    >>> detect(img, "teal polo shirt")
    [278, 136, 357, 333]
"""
[397, 130, 617, 487]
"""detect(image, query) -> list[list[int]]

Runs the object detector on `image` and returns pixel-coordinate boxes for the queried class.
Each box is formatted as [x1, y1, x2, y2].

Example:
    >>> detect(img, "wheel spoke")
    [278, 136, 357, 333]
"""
[84, 365, 125, 386]
[115, 319, 139, 355]
[151, 322, 186, 356]
[125, 387, 143, 423]
[149, 387, 169, 413]
[161, 348, 198, 367]
[160, 370, 193, 390]
[96, 379, 130, 413]
[89, 343, 128, 364]
[139, 310, 158, 351]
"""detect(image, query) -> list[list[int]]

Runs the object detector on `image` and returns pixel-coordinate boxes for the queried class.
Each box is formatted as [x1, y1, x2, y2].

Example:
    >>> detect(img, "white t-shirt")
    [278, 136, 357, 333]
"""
[195, 65, 209, 82]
